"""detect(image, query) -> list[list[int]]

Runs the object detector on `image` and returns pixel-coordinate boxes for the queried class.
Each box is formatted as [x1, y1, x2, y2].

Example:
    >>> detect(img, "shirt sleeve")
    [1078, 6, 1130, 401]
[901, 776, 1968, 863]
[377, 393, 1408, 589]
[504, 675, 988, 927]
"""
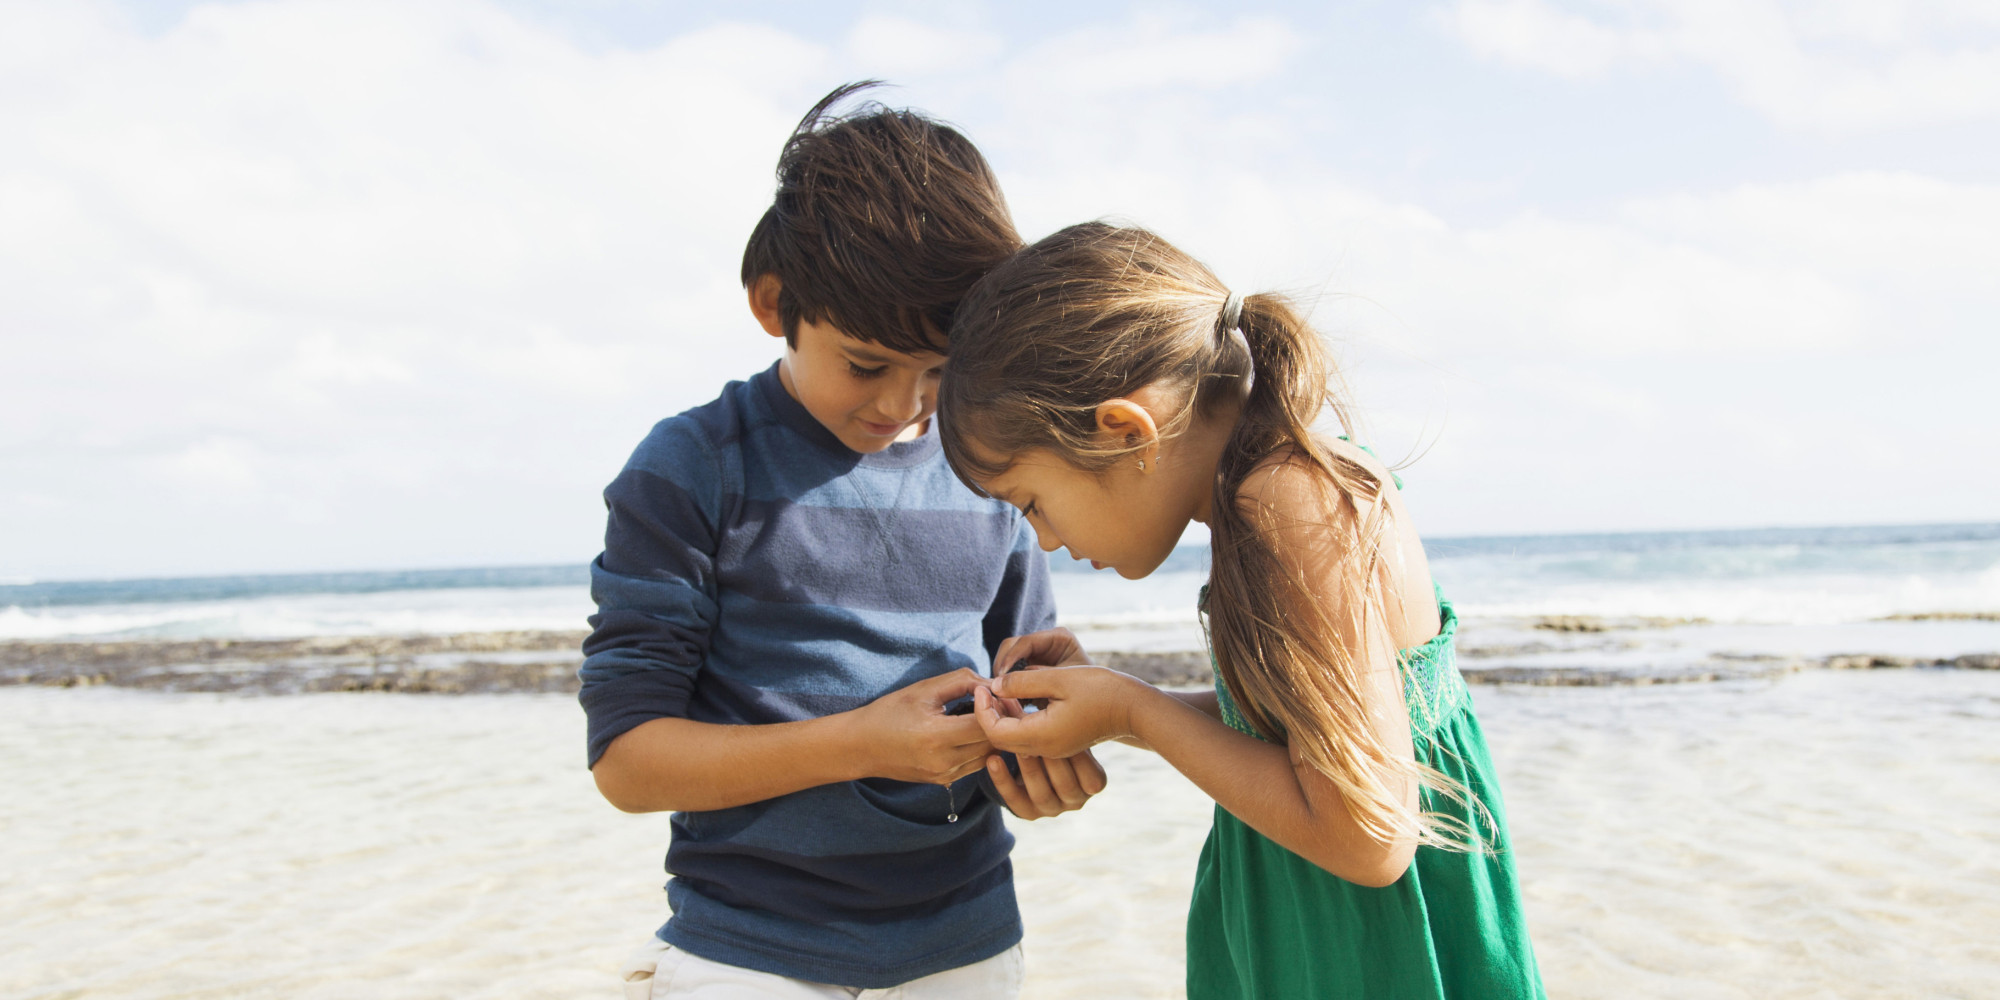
[980, 511, 1058, 667]
[967, 512, 1060, 812]
[578, 418, 727, 767]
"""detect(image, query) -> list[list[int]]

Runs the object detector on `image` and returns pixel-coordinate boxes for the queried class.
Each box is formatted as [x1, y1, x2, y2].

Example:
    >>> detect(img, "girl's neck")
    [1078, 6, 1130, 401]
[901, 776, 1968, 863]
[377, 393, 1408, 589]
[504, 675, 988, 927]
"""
[1179, 396, 1245, 526]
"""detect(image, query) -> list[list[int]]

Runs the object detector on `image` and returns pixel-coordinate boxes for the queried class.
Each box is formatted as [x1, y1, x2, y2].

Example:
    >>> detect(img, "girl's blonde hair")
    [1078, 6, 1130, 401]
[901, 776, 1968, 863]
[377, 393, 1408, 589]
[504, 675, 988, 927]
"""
[940, 222, 1476, 851]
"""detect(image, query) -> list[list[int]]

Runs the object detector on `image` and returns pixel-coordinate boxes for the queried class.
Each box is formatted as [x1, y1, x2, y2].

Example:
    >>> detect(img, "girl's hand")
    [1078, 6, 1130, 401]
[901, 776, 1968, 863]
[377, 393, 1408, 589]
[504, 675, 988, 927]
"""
[992, 627, 1093, 677]
[972, 666, 1144, 760]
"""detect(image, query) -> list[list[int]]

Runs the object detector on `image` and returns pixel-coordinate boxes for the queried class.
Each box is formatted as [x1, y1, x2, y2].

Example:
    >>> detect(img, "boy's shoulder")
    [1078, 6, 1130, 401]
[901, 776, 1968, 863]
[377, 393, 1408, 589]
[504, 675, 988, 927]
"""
[623, 364, 785, 476]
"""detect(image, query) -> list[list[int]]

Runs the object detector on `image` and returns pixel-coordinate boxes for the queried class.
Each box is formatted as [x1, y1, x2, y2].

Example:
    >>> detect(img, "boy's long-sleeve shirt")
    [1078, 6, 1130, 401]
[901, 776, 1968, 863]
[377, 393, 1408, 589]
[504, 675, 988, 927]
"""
[580, 363, 1056, 988]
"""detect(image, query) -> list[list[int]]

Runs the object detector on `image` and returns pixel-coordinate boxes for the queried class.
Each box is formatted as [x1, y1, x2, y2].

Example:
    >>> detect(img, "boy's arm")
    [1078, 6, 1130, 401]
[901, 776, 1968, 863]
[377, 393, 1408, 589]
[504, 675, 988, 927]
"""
[580, 417, 1002, 814]
[592, 668, 995, 813]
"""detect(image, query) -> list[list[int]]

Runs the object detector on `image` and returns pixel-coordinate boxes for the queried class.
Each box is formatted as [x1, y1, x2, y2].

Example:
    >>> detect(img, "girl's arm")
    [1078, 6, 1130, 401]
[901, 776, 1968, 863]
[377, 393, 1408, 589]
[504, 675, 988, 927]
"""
[991, 628, 1223, 749]
[978, 451, 1427, 886]
[976, 667, 1414, 887]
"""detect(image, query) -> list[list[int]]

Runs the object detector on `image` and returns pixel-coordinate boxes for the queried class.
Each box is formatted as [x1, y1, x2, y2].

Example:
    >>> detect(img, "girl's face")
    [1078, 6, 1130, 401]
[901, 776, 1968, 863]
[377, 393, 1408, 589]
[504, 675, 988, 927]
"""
[974, 445, 1191, 581]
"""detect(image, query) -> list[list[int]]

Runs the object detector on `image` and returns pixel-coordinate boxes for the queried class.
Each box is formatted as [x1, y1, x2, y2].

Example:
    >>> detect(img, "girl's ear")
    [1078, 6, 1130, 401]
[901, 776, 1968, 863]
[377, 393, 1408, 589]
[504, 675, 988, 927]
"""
[1093, 398, 1161, 457]
[747, 274, 786, 339]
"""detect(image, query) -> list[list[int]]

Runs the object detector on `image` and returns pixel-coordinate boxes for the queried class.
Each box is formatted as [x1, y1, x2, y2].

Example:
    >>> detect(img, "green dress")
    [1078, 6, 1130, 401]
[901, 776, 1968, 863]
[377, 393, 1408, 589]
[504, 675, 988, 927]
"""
[1185, 586, 1546, 999]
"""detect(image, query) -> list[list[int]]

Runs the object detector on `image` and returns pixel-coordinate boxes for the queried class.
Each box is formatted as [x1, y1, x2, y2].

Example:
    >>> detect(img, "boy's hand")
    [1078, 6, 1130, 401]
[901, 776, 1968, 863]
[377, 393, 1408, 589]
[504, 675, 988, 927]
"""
[993, 627, 1092, 675]
[853, 668, 996, 786]
[981, 628, 1108, 818]
[983, 746, 1107, 820]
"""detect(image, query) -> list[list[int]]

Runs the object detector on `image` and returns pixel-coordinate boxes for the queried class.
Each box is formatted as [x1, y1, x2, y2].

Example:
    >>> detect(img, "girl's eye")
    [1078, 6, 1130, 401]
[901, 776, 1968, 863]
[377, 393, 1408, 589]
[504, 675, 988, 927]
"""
[847, 361, 887, 379]
[1022, 501, 1039, 518]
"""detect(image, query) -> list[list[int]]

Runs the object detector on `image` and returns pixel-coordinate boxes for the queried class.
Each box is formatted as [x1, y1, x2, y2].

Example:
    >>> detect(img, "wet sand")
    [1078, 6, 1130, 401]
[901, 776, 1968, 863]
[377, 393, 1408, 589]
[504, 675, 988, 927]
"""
[4, 670, 1998, 998]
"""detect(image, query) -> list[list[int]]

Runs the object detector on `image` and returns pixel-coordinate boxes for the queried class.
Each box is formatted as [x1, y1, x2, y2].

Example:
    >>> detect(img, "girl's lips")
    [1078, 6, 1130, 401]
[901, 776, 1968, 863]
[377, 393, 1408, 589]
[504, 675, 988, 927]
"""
[1090, 560, 1106, 570]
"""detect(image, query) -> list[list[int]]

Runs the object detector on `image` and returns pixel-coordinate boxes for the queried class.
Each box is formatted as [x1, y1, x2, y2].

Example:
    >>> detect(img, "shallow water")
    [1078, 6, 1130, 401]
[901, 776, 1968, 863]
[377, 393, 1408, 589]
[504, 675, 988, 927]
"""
[4, 671, 1997, 998]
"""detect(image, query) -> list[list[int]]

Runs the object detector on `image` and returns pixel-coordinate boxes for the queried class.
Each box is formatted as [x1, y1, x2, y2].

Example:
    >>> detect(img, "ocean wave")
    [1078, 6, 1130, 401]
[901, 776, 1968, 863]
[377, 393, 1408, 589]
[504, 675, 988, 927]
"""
[0, 587, 596, 642]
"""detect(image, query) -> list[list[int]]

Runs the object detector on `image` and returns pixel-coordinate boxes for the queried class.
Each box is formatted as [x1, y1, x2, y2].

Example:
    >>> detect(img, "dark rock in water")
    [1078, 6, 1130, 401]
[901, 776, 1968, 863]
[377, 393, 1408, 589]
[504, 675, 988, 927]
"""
[1876, 611, 2000, 621]
[1532, 615, 1709, 633]
[0, 632, 588, 695]
[1096, 651, 1211, 688]
[6, 633, 1998, 694]
[1461, 655, 1804, 687]
[1823, 654, 1925, 670]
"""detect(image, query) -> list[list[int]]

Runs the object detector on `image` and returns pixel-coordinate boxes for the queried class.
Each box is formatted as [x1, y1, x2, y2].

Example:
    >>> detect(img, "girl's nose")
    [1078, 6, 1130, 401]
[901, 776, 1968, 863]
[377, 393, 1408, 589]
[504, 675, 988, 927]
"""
[1031, 521, 1061, 553]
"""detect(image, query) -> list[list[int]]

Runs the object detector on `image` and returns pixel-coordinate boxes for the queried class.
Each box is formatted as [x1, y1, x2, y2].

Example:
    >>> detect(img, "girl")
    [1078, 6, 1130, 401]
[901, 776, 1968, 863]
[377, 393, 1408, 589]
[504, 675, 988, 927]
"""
[942, 222, 1545, 998]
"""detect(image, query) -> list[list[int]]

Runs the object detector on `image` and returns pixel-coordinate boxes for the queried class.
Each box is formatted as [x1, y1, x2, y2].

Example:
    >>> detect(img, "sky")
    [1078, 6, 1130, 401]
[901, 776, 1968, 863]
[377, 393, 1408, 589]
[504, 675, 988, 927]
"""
[2, 0, 1996, 581]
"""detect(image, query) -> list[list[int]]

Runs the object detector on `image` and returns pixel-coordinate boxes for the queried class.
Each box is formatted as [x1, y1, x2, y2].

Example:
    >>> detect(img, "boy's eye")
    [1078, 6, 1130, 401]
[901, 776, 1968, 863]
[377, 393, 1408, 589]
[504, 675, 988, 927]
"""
[847, 361, 887, 379]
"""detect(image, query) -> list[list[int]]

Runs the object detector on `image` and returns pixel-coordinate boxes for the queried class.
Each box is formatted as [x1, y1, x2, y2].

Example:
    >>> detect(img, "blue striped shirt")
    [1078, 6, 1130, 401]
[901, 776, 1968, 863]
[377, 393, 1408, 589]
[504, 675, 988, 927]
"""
[580, 362, 1056, 988]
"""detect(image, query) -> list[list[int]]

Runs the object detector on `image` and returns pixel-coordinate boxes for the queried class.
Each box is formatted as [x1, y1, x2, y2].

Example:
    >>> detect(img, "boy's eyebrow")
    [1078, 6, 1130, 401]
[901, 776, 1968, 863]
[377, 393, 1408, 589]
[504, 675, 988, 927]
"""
[843, 344, 894, 363]
[841, 338, 944, 367]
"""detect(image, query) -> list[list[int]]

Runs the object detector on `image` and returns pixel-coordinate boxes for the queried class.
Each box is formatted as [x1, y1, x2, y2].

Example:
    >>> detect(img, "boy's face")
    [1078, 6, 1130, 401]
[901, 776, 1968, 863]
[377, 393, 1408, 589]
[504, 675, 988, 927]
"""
[778, 316, 946, 454]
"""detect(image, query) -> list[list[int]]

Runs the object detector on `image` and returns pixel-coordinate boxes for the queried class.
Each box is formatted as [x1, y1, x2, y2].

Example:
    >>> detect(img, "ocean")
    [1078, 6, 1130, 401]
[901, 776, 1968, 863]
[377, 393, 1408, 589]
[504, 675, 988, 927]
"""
[5, 522, 1997, 683]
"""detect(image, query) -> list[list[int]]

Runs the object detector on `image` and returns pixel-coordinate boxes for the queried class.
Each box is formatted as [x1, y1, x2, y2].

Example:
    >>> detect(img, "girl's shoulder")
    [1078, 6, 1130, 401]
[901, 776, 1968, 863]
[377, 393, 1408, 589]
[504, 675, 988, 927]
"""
[1234, 434, 1401, 514]
[1234, 435, 1440, 647]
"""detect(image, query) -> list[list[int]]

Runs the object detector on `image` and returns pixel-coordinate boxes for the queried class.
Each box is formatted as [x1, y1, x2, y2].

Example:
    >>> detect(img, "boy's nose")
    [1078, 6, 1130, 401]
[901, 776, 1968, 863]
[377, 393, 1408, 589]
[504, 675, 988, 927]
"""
[877, 377, 926, 422]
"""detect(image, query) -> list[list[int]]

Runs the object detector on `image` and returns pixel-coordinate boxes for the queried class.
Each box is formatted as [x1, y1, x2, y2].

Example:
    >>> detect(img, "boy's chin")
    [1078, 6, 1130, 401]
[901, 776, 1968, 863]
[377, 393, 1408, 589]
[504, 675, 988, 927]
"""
[842, 433, 902, 454]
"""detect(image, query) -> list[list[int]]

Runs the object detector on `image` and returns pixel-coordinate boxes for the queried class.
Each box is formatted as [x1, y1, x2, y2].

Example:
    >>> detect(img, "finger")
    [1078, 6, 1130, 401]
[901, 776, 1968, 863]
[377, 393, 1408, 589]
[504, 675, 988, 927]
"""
[1014, 753, 1064, 816]
[973, 687, 1030, 747]
[923, 668, 990, 709]
[940, 713, 993, 749]
[1070, 747, 1109, 796]
[994, 629, 1084, 674]
[992, 635, 1022, 679]
[990, 667, 1067, 703]
[1039, 753, 1089, 808]
[984, 754, 1042, 819]
[941, 753, 992, 786]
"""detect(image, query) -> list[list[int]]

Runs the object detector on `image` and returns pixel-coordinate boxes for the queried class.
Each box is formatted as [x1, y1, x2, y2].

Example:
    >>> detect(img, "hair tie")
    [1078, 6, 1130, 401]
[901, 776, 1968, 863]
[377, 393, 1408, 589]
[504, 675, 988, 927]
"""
[1219, 292, 1244, 334]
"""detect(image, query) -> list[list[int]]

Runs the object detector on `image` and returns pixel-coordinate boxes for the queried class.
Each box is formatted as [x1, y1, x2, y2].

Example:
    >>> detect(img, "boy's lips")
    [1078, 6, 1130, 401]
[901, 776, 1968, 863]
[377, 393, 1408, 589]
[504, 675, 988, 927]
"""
[858, 419, 905, 437]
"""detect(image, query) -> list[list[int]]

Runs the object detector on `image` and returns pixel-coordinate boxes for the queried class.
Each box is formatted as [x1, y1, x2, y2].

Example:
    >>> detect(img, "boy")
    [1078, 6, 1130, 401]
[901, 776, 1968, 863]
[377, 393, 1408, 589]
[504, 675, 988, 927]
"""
[582, 84, 1104, 998]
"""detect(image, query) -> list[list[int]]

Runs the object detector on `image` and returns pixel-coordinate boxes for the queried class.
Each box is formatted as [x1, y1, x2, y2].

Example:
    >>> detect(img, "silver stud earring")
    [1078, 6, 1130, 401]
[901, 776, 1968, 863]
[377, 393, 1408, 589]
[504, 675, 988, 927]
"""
[1136, 459, 1147, 472]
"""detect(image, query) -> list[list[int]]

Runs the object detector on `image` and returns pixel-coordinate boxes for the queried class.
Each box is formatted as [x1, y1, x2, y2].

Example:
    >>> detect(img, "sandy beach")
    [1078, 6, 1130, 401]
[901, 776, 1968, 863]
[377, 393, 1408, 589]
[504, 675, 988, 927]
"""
[5, 668, 1997, 999]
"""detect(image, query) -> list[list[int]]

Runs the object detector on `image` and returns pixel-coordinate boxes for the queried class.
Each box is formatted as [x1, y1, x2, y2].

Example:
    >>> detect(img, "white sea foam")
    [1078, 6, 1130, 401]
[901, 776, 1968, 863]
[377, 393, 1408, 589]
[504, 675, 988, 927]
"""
[6, 529, 1995, 655]
[1445, 564, 2000, 624]
[0, 586, 595, 641]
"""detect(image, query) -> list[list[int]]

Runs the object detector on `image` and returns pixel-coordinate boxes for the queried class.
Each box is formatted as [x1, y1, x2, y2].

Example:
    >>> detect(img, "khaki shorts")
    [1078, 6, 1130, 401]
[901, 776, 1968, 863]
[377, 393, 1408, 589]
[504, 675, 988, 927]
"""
[621, 936, 1025, 1000]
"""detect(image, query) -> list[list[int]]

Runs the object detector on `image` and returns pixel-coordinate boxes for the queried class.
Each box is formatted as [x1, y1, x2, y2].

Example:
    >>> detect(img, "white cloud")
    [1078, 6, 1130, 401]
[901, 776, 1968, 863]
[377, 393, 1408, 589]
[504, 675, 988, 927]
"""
[847, 16, 1003, 77]
[1438, 0, 2000, 130]
[1, 0, 1994, 575]
[0, 0, 826, 575]
[1001, 13, 1306, 97]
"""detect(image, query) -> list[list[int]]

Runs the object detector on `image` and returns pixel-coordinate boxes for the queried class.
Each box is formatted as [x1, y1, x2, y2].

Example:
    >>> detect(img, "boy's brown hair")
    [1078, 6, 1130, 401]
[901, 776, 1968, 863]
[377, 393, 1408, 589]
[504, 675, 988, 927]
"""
[740, 81, 1020, 355]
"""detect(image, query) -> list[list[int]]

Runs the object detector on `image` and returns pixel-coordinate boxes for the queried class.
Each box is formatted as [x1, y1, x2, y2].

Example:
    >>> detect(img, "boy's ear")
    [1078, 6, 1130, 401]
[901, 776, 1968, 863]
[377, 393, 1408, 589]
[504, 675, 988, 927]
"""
[1093, 399, 1161, 459]
[747, 274, 786, 339]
